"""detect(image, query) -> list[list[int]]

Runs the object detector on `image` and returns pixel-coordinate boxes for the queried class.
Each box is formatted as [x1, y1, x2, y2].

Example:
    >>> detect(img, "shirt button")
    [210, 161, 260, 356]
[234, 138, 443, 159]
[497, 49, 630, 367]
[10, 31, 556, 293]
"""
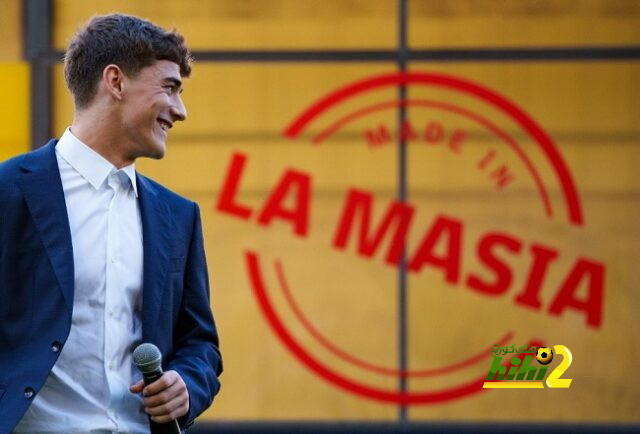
[51, 341, 61, 353]
[24, 387, 35, 399]
[108, 363, 114, 370]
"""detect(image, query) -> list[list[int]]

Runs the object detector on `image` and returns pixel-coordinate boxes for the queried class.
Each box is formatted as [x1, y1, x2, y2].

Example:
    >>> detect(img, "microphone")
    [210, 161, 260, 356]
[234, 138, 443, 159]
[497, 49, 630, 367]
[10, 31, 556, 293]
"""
[133, 343, 181, 434]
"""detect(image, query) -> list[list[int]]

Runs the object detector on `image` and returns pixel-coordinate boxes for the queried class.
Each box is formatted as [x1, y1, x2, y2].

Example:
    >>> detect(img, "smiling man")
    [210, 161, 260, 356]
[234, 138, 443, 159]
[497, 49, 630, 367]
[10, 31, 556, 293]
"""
[0, 14, 222, 433]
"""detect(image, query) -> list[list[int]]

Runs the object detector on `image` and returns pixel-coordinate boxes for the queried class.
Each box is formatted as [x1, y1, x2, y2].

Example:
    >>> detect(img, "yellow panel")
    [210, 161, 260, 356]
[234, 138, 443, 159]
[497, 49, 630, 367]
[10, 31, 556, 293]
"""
[53, 0, 396, 50]
[0, 0, 22, 61]
[0, 62, 30, 160]
[405, 62, 639, 422]
[409, 0, 640, 47]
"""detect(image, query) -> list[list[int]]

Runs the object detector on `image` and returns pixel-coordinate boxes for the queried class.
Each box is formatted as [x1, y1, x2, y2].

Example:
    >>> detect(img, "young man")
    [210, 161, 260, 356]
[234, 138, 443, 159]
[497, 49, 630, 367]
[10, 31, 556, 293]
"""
[0, 14, 222, 433]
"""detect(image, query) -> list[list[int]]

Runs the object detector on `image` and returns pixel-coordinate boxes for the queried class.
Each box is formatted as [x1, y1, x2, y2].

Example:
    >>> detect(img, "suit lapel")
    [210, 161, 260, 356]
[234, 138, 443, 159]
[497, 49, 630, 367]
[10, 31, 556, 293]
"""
[17, 143, 174, 335]
[137, 175, 172, 343]
[18, 140, 75, 315]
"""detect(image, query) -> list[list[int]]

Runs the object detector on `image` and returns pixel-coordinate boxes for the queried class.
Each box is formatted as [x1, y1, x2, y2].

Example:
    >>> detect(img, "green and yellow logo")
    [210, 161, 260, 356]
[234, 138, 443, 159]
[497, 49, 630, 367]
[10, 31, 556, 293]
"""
[483, 344, 573, 389]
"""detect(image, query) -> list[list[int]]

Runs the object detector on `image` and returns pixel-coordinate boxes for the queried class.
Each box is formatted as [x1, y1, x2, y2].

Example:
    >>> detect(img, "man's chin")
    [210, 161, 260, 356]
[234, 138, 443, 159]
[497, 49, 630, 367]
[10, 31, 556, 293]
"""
[148, 148, 166, 160]
[142, 142, 166, 160]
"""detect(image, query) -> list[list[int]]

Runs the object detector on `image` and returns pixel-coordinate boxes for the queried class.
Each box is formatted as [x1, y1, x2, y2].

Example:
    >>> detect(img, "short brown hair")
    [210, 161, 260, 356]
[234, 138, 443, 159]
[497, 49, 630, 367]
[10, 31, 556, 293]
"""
[64, 13, 192, 108]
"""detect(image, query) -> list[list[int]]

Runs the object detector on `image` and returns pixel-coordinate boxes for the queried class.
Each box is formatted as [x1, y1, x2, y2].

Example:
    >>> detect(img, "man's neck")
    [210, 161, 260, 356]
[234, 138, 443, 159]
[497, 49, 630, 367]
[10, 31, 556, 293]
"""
[70, 110, 133, 169]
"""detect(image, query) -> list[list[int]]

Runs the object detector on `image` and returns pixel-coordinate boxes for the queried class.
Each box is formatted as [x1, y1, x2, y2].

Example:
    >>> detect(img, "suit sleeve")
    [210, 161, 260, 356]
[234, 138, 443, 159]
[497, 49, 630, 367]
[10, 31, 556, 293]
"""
[166, 202, 222, 428]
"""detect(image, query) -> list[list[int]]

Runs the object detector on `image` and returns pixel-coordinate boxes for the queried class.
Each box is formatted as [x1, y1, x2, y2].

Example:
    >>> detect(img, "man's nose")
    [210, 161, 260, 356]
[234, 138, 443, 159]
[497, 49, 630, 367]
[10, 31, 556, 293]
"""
[171, 94, 187, 122]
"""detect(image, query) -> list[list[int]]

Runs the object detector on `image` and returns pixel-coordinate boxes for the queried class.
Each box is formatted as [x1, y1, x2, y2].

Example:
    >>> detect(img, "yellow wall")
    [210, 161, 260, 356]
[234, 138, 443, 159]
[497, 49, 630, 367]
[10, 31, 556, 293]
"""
[409, 0, 640, 47]
[48, 0, 640, 425]
[0, 0, 29, 159]
[53, 0, 397, 49]
[0, 0, 22, 61]
[0, 63, 29, 160]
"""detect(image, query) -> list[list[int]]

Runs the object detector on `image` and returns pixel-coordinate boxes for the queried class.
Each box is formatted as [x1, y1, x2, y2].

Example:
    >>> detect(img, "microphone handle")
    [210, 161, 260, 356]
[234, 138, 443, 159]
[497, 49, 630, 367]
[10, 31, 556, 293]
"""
[142, 370, 164, 385]
[142, 369, 182, 434]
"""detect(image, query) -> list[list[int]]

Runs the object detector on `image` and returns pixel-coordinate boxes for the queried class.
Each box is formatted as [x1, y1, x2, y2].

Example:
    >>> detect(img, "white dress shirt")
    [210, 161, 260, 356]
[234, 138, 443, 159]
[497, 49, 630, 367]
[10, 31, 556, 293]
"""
[15, 128, 150, 434]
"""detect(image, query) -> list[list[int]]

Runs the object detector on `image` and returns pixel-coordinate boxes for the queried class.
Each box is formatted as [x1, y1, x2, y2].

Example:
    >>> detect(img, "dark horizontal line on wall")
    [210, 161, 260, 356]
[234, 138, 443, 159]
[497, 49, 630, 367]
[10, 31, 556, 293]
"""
[47, 49, 397, 63]
[49, 46, 640, 63]
[410, 46, 640, 61]
[193, 50, 396, 62]
[188, 421, 640, 434]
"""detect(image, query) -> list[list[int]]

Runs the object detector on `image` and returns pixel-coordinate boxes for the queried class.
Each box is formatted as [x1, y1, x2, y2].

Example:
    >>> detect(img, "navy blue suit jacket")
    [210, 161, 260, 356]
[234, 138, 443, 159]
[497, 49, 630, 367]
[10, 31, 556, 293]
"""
[0, 140, 222, 433]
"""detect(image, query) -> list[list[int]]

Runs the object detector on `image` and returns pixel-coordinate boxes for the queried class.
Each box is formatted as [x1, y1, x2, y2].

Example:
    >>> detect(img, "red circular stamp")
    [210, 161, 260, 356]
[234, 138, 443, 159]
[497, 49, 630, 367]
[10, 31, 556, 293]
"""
[216, 71, 604, 404]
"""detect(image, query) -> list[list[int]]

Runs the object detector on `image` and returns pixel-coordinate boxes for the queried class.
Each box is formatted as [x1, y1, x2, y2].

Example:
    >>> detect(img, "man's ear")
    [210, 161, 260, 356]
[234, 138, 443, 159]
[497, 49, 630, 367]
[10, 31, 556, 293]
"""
[103, 64, 125, 101]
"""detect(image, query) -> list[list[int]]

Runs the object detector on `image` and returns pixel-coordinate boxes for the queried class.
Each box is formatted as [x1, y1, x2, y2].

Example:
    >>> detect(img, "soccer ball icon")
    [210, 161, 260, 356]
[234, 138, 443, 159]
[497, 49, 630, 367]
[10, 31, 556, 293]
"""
[536, 347, 554, 365]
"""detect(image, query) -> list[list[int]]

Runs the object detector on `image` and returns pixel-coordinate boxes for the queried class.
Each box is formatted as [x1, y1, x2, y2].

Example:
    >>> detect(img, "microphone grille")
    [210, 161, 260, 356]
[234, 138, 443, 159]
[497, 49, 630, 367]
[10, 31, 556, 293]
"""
[133, 343, 162, 373]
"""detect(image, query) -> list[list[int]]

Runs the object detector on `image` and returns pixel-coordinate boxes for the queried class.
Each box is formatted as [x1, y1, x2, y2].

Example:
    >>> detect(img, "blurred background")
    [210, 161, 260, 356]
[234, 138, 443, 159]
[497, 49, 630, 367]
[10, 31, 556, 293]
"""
[1, 0, 639, 432]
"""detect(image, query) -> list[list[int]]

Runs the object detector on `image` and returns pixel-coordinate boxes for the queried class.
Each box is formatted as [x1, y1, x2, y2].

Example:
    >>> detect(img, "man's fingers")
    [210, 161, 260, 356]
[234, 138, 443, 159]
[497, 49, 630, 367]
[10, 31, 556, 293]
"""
[150, 401, 189, 424]
[145, 390, 186, 416]
[145, 384, 189, 421]
[142, 372, 178, 397]
[129, 380, 145, 393]
[143, 379, 183, 408]
[134, 370, 189, 422]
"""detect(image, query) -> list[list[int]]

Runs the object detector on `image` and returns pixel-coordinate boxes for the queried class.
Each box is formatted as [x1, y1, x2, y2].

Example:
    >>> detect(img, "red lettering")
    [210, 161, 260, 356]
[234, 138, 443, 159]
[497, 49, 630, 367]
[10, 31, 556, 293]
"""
[477, 149, 496, 170]
[365, 125, 392, 147]
[408, 216, 462, 284]
[515, 244, 559, 309]
[218, 159, 607, 330]
[548, 258, 605, 328]
[217, 152, 253, 219]
[467, 233, 522, 295]
[256, 170, 311, 237]
[424, 121, 444, 143]
[448, 129, 467, 153]
[490, 165, 515, 189]
[332, 190, 414, 265]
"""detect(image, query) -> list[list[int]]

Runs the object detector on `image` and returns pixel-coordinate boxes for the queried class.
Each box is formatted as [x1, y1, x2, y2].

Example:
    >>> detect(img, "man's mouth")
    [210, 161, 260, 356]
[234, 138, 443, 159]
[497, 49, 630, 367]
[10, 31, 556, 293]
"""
[157, 118, 172, 132]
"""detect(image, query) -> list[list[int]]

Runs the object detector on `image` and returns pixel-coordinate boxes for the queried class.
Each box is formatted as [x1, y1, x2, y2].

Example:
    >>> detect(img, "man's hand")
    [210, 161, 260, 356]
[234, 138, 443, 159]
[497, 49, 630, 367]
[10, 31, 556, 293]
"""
[129, 370, 189, 423]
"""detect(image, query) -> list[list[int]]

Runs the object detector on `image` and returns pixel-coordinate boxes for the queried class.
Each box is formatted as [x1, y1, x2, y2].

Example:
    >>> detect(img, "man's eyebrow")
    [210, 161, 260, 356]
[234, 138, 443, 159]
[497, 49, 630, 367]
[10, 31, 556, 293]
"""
[163, 77, 183, 92]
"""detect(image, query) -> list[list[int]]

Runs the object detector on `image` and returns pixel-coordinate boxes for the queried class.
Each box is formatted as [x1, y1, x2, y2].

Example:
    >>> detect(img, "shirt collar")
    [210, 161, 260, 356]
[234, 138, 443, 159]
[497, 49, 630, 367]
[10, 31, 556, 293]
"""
[56, 127, 138, 197]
